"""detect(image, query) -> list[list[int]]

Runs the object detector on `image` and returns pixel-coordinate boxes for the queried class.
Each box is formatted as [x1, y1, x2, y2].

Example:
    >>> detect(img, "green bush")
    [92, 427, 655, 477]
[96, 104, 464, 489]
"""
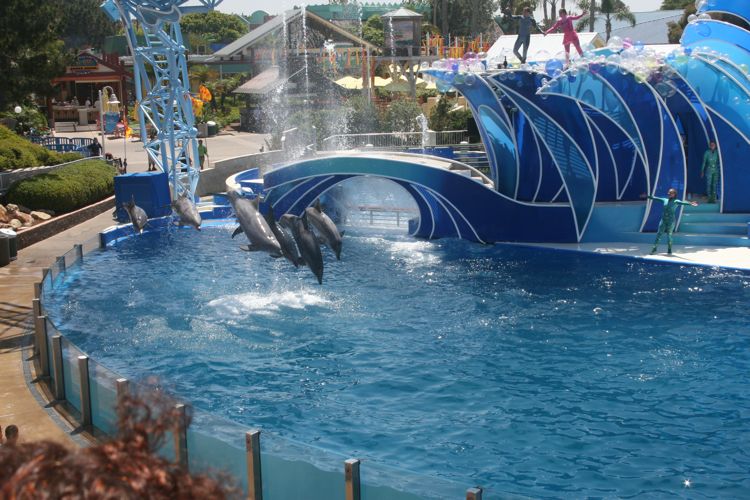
[7, 159, 115, 213]
[0, 125, 83, 171]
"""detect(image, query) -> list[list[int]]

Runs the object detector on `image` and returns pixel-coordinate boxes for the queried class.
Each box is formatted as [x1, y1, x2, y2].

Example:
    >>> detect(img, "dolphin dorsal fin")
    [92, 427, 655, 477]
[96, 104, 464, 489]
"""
[314, 199, 322, 213]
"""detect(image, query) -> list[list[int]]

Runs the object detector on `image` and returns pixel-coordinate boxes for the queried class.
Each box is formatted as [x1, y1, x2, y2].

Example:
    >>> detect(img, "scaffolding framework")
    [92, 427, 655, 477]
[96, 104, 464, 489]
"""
[101, 0, 223, 197]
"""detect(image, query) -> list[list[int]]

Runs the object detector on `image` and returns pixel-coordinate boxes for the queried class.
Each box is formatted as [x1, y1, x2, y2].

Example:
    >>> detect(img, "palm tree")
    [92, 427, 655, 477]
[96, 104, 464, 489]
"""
[576, 0, 635, 41]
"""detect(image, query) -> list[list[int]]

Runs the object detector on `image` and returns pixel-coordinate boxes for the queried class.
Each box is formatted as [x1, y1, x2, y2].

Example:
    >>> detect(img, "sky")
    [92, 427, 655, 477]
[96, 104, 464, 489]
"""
[211, 0, 666, 18]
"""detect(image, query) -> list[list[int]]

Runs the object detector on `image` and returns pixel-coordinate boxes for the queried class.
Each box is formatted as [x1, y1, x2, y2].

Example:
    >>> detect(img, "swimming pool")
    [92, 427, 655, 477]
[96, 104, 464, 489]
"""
[44, 223, 750, 498]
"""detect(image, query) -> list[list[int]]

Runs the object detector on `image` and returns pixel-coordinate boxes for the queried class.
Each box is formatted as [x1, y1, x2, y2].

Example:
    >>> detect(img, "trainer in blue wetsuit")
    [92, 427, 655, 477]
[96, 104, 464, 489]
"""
[648, 188, 698, 255]
[701, 140, 720, 203]
[507, 7, 542, 64]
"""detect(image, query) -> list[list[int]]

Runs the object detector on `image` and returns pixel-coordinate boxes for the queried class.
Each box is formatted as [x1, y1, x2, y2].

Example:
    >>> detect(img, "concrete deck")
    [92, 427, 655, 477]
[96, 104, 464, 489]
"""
[0, 211, 116, 446]
[1, 206, 749, 447]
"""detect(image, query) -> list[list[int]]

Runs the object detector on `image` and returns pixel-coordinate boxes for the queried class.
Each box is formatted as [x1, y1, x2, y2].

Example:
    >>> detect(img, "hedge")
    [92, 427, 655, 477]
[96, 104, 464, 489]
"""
[0, 125, 83, 171]
[7, 159, 115, 214]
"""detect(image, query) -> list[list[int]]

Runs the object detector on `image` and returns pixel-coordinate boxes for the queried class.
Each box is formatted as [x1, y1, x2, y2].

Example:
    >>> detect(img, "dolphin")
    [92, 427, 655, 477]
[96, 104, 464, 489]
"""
[172, 192, 202, 231]
[264, 205, 302, 267]
[227, 191, 282, 257]
[305, 199, 343, 260]
[124, 195, 148, 234]
[281, 214, 324, 285]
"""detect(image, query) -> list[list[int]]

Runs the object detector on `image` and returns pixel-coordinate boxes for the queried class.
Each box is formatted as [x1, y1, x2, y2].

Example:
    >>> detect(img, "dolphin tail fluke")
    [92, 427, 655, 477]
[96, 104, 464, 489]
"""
[231, 226, 242, 239]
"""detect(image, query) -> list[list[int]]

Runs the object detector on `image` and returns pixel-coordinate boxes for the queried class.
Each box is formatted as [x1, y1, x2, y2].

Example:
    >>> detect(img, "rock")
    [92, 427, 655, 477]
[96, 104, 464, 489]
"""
[31, 211, 52, 221]
[0, 205, 9, 224]
[12, 211, 33, 224]
[0, 223, 10, 229]
[9, 219, 22, 229]
[6, 204, 18, 212]
[35, 209, 56, 216]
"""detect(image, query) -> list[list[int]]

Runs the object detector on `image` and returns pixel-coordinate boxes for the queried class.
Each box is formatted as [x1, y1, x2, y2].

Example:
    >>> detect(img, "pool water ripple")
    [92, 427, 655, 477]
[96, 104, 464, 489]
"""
[45, 225, 750, 497]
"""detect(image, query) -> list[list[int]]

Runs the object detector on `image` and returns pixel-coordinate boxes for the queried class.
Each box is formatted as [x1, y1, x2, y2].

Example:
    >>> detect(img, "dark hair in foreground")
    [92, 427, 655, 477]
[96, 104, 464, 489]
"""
[0, 391, 238, 499]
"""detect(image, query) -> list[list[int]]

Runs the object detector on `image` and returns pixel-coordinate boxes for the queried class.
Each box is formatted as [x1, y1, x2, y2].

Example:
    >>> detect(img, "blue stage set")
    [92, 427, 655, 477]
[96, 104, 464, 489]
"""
[238, 0, 750, 246]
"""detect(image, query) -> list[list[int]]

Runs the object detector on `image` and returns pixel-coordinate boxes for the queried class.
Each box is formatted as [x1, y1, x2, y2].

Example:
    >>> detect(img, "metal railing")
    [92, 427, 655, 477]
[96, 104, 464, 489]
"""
[321, 130, 468, 151]
[31, 227, 485, 500]
[28, 136, 95, 157]
[344, 205, 419, 228]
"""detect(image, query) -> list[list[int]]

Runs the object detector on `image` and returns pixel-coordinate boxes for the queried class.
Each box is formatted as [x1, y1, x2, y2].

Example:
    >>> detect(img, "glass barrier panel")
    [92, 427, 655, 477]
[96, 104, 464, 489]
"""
[260, 430, 346, 500]
[82, 235, 102, 256]
[63, 246, 78, 270]
[88, 358, 120, 436]
[186, 417, 247, 492]
[360, 459, 466, 500]
[61, 338, 83, 416]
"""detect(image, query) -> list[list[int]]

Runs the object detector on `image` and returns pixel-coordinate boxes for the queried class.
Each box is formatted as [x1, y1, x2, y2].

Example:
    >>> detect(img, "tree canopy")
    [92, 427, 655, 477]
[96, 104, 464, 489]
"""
[0, 0, 70, 111]
[661, 0, 693, 9]
[180, 11, 249, 46]
[59, 0, 119, 50]
[576, 0, 635, 41]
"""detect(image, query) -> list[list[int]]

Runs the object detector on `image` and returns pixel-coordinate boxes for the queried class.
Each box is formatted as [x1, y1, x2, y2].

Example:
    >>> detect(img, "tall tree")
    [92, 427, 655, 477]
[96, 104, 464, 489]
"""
[180, 11, 249, 46]
[666, 4, 696, 43]
[576, 0, 635, 41]
[59, 0, 119, 50]
[0, 0, 70, 110]
[661, 0, 692, 9]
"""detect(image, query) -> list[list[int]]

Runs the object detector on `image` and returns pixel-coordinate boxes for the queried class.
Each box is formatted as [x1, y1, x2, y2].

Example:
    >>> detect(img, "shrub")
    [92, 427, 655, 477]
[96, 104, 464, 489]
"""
[7, 159, 115, 213]
[0, 125, 83, 171]
[380, 98, 423, 133]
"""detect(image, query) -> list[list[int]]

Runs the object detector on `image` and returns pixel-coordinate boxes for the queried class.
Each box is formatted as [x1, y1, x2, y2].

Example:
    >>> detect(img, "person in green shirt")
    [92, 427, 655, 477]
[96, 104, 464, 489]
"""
[648, 188, 698, 255]
[701, 140, 720, 203]
[198, 139, 208, 170]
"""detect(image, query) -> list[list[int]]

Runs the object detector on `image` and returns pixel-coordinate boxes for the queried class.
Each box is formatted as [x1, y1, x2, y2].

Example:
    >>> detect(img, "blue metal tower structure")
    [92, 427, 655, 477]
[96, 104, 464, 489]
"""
[101, 0, 223, 198]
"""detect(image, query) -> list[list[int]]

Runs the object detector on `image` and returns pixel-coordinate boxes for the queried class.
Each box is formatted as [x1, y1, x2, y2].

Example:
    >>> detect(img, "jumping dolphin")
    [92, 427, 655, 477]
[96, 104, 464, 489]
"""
[172, 192, 202, 230]
[124, 195, 148, 234]
[264, 206, 302, 267]
[305, 199, 343, 260]
[227, 191, 283, 257]
[281, 214, 324, 285]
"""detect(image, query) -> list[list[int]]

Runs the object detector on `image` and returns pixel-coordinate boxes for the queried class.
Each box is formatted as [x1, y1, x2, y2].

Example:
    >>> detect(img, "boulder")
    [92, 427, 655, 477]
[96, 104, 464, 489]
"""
[11, 211, 33, 224]
[6, 204, 18, 212]
[9, 219, 22, 229]
[0, 205, 8, 223]
[31, 211, 52, 221]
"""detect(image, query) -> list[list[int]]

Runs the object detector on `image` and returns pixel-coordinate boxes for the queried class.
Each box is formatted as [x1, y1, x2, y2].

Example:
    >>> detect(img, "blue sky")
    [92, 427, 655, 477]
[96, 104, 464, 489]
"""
[212, 0, 667, 17]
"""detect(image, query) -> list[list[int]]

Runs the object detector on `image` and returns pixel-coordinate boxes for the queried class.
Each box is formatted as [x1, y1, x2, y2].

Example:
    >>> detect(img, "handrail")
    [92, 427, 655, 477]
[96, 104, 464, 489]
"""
[321, 130, 468, 151]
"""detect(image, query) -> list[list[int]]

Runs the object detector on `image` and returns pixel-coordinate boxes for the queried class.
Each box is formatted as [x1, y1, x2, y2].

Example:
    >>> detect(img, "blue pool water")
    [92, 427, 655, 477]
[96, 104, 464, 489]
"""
[46, 224, 750, 498]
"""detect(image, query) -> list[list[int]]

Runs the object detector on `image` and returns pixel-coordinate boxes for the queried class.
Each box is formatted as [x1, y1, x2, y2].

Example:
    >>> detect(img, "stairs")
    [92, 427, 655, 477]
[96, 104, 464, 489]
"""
[676, 203, 750, 247]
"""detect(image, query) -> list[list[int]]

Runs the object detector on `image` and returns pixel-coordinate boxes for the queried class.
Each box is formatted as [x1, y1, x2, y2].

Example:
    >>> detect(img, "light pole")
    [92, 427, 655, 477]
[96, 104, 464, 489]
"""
[14, 106, 23, 135]
[98, 86, 120, 158]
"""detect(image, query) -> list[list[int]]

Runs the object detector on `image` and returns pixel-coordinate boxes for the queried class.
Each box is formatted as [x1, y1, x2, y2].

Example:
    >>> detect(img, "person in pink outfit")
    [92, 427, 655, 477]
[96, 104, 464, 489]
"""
[545, 9, 588, 65]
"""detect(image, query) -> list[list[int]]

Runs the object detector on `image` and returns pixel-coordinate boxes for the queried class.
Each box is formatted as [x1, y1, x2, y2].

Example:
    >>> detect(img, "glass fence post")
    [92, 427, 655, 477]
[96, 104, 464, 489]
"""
[174, 403, 188, 469]
[245, 430, 263, 500]
[116, 378, 129, 434]
[35, 313, 50, 378]
[345, 458, 361, 500]
[99, 232, 107, 249]
[57, 256, 66, 274]
[34, 281, 41, 300]
[75, 243, 83, 263]
[77, 355, 92, 429]
[466, 487, 483, 500]
[51, 335, 65, 401]
[32, 298, 41, 318]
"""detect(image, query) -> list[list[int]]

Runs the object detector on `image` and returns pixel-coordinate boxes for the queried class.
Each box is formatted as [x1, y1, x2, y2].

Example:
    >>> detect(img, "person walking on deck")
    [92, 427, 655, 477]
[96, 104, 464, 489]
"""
[507, 7, 543, 64]
[648, 188, 698, 255]
[545, 9, 587, 66]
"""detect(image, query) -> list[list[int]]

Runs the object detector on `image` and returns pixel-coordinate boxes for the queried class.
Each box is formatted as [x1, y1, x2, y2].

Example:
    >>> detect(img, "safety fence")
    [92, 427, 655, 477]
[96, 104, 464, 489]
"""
[320, 130, 468, 151]
[31, 225, 491, 500]
[28, 136, 95, 157]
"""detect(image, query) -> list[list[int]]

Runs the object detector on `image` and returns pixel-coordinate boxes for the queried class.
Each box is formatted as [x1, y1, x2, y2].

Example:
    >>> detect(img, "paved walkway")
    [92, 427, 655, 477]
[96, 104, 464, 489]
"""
[55, 129, 269, 173]
[0, 211, 116, 446]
